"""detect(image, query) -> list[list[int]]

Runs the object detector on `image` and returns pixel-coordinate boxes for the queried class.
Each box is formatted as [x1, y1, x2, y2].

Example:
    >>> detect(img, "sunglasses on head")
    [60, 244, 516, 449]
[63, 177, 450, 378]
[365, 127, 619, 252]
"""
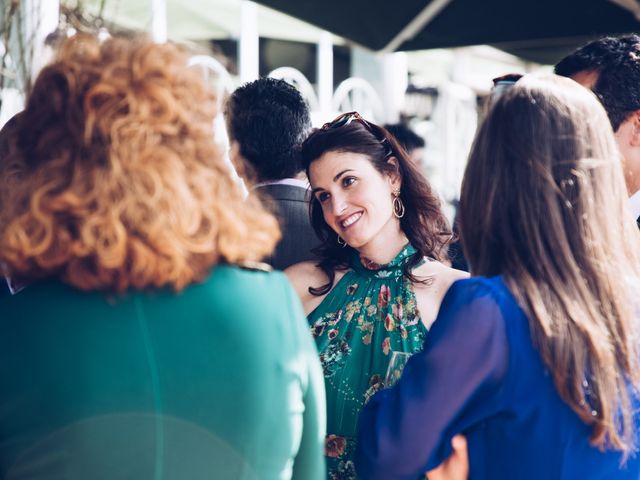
[321, 111, 393, 157]
[490, 73, 524, 103]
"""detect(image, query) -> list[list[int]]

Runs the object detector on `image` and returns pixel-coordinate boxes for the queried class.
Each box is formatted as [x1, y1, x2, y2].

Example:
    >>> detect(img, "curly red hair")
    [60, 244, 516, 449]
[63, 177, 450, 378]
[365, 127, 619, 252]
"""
[0, 35, 279, 292]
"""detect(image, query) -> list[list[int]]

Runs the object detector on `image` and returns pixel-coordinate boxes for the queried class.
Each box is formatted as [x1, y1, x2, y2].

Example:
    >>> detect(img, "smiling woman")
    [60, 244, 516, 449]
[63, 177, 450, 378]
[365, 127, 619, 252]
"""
[285, 113, 468, 479]
[309, 151, 399, 253]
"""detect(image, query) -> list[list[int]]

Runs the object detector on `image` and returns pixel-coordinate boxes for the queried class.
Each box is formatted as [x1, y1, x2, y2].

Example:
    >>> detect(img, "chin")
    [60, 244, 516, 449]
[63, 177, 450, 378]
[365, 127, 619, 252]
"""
[344, 236, 368, 250]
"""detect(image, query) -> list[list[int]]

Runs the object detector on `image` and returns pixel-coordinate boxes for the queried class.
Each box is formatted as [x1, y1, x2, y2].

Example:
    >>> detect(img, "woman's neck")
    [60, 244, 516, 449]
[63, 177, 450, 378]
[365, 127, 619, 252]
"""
[356, 227, 410, 265]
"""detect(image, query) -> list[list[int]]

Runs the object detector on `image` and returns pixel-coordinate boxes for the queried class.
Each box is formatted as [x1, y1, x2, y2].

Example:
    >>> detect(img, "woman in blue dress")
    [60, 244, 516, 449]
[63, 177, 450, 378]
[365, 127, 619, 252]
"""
[356, 74, 640, 479]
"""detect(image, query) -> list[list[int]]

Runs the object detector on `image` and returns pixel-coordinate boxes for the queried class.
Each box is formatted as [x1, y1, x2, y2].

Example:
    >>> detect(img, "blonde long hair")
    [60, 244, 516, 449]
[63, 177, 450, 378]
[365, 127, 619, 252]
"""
[461, 74, 640, 454]
[0, 35, 280, 293]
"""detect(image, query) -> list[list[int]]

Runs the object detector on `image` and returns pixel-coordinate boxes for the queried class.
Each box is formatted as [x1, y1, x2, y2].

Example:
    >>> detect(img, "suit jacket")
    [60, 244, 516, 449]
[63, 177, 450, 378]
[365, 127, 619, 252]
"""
[255, 182, 319, 270]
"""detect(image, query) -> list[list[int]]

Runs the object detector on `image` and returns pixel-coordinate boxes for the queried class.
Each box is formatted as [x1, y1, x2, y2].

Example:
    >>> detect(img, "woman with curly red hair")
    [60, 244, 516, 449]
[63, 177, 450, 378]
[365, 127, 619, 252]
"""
[0, 34, 325, 479]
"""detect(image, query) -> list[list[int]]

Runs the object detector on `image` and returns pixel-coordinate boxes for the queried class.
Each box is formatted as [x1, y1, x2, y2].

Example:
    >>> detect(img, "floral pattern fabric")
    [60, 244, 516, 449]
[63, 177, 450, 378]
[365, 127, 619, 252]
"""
[308, 244, 428, 479]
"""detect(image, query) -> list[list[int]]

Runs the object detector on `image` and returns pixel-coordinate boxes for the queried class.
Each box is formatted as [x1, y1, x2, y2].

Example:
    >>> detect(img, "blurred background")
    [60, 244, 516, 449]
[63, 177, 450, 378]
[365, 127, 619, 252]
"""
[2, 0, 639, 216]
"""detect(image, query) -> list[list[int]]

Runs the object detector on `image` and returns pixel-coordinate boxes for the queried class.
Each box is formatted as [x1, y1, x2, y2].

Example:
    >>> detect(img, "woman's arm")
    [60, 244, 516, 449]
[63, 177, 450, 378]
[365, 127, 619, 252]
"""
[355, 278, 510, 480]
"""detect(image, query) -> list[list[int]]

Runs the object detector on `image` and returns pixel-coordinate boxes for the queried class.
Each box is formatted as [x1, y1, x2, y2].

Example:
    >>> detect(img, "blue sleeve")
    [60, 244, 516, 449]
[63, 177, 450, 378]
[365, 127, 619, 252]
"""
[355, 278, 510, 480]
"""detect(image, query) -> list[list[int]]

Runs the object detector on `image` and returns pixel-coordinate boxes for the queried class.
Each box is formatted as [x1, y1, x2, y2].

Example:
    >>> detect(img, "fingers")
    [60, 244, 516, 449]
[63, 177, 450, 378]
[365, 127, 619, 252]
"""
[451, 434, 467, 453]
[424, 434, 469, 480]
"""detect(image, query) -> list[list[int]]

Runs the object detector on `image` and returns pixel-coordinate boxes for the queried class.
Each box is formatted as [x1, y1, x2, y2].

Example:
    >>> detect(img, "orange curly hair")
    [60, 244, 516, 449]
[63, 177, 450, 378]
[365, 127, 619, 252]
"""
[0, 35, 280, 293]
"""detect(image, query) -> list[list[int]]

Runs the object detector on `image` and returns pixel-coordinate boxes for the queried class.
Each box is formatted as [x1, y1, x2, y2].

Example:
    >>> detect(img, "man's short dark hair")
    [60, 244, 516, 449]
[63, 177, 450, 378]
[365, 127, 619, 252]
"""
[555, 35, 640, 131]
[383, 123, 425, 152]
[225, 77, 311, 181]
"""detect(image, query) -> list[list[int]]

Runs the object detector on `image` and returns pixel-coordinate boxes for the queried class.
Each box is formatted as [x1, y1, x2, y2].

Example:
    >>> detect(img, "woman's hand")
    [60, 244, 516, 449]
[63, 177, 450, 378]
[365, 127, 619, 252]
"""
[425, 435, 468, 480]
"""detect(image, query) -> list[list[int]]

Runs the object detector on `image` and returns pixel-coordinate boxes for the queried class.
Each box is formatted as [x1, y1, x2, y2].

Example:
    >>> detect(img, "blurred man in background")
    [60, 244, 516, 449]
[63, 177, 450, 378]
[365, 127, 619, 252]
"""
[225, 78, 319, 269]
[556, 35, 640, 224]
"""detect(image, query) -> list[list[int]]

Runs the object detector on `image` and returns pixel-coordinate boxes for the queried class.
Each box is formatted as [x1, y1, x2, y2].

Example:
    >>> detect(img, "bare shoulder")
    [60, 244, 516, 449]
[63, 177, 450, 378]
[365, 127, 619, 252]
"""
[285, 260, 352, 315]
[285, 261, 324, 296]
[426, 260, 468, 285]
[411, 259, 470, 329]
[412, 259, 469, 295]
[284, 261, 331, 314]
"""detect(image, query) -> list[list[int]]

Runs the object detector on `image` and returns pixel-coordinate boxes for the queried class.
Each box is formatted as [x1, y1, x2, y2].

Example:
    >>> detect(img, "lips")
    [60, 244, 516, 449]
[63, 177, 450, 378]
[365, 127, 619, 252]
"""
[340, 211, 362, 229]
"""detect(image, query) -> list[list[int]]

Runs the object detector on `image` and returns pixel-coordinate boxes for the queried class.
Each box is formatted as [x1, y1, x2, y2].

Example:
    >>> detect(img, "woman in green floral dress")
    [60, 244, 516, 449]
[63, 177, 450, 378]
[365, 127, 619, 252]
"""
[287, 113, 468, 479]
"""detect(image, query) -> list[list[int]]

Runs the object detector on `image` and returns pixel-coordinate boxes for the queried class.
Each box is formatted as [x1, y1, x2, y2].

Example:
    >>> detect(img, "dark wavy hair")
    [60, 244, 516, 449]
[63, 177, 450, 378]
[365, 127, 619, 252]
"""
[301, 119, 451, 295]
[224, 77, 311, 181]
[555, 35, 640, 131]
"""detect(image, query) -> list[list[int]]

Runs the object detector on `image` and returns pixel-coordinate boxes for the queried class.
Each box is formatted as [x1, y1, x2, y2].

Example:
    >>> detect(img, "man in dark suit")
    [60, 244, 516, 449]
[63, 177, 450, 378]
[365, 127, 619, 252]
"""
[225, 77, 318, 270]
[556, 36, 640, 224]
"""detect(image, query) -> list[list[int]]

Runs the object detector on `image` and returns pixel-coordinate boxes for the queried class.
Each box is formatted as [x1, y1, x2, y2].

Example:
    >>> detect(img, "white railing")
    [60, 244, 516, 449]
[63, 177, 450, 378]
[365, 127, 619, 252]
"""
[188, 55, 236, 108]
[332, 77, 384, 122]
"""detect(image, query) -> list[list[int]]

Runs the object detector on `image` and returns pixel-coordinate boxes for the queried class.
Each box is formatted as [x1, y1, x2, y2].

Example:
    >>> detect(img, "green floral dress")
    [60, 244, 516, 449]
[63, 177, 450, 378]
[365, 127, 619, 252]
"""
[308, 244, 428, 480]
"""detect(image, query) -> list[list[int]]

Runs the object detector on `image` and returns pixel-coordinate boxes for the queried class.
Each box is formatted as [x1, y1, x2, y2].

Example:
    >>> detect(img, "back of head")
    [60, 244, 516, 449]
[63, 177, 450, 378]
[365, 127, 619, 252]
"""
[0, 34, 279, 293]
[225, 77, 311, 182]
[461, 73, 640, 455]
[555, 35, 640, 130]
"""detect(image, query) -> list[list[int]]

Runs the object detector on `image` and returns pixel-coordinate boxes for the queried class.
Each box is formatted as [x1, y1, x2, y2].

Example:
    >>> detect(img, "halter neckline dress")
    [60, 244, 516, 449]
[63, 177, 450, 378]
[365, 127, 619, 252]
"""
[307, 244, 429, 479]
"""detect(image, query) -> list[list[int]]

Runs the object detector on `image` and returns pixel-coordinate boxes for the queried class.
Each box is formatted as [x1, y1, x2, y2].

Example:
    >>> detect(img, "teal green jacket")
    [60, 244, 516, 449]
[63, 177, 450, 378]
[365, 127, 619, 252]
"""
[0, 265, 325, 480]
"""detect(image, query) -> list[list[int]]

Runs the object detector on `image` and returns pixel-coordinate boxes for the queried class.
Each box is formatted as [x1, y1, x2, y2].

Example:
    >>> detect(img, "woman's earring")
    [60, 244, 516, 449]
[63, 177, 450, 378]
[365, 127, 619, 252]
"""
[337, 236, 347, 247]
[392, 189, 405, 219]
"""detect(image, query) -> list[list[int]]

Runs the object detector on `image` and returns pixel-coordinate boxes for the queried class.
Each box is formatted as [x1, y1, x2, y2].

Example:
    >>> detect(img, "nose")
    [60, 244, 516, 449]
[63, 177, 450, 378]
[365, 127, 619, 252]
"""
[330, 194, 348, 217]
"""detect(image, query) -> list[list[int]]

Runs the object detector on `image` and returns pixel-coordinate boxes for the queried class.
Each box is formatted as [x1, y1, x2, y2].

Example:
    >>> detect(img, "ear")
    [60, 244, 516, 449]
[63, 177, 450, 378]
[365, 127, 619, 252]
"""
[385, 156, 402, 190]
[630, 111, 640, 147]
[229, 140, 242, 163]
[228, 140, 251, 180]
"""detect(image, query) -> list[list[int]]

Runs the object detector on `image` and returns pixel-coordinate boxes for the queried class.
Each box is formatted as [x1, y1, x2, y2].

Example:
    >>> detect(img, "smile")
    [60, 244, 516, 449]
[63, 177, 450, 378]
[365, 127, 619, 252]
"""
[340, 212, 362, 228]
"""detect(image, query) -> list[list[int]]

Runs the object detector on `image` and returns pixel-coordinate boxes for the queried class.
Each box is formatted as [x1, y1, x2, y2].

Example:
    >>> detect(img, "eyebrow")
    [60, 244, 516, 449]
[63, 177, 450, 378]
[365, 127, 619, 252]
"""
[311, 169, 355, 195]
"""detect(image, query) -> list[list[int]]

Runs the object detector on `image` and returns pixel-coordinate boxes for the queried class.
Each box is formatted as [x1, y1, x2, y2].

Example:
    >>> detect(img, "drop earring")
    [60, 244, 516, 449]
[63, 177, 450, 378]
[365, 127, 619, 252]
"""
[392, 189, 405, 218]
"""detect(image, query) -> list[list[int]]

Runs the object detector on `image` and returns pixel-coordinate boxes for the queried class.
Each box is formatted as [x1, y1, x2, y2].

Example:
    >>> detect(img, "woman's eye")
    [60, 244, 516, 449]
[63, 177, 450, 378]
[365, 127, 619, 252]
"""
[316, 192, 330, 203]
[342, 176, 357, 187]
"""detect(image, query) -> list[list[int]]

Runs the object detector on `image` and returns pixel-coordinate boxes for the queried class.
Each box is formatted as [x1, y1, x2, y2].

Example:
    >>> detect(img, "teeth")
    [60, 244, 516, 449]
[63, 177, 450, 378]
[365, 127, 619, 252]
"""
[341, 212, 362, 228]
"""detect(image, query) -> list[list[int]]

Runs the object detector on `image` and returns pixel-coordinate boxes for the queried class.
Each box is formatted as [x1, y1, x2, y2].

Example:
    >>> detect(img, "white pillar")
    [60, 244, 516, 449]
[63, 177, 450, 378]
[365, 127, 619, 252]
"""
[25, 0, 60, 80]
[239, 0, 259, 83]
[150, 0, 167, 43]
[317, 31, 333, 119]
[381, 52, 408, 124]
[0, 0, 59, 126]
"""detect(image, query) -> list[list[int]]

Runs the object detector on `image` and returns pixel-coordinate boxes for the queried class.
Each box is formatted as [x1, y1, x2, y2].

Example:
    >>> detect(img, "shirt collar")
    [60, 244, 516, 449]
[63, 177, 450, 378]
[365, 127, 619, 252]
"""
[629, 189, 640, 220]
[253, 178, 309, 189]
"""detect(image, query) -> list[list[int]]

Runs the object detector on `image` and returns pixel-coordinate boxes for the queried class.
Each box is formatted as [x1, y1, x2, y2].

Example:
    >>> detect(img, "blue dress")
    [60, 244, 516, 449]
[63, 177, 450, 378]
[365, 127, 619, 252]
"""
[355, 276, 640, 480]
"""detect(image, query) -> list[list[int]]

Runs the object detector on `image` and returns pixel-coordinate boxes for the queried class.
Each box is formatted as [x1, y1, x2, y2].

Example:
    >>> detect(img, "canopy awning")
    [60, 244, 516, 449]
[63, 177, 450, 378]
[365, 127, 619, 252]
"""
[253, 0, 640, 63]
